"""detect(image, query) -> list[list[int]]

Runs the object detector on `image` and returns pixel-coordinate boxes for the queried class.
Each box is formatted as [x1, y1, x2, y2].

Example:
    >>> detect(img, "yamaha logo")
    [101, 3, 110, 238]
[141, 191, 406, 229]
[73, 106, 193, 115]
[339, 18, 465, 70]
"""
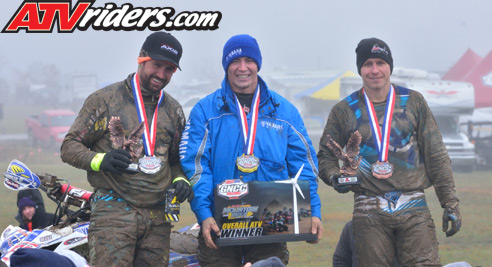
[217, 179, 248, 200]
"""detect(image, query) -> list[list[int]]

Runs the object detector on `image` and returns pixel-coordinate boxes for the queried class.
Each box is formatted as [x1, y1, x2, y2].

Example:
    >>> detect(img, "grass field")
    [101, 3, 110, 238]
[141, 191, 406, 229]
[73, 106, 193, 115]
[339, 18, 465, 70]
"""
[0, 102, 491, 266]
[0, 142, 491, 266]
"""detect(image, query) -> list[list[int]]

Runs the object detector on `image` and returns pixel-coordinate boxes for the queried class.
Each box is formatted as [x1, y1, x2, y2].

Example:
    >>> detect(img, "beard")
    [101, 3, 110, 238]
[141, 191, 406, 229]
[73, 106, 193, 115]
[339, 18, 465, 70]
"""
[140, 73, 168, 93]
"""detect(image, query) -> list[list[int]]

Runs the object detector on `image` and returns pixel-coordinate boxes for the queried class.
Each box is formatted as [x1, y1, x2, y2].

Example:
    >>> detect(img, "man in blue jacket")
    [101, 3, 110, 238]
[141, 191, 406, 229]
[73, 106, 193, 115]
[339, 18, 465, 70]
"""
[180, 34, 323, 266]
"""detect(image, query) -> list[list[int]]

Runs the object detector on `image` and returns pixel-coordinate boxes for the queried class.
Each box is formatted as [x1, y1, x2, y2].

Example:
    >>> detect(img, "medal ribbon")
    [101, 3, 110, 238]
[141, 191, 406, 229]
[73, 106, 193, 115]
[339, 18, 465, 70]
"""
[363, 85, 395, 162]
[235, 85, 260, 155]
[131, 73, 165, 156]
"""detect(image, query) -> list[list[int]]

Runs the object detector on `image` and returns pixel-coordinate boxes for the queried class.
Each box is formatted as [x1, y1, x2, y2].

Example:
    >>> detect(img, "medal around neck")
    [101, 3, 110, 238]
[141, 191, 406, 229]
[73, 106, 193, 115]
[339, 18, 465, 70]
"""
[139, 156, 162, 174]
[237, 154, 260, 173]
[363, 86, 396, 179]
[131, 73, 166, 174]
[235, 85, 261, 174]
[371, 161, 393, 179]
[325, 131, 362, 185]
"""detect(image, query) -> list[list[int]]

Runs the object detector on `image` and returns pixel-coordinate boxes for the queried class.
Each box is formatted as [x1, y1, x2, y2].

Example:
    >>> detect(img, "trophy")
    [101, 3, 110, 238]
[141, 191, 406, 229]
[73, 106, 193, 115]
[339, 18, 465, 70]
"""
[108, 116, 145, 173]
[325, 131, 362, 186]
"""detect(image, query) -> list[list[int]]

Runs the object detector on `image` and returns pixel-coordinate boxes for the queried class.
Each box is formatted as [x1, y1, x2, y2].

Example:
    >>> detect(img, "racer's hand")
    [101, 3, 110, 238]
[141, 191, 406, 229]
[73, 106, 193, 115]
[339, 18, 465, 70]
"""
[307, 216, 323, 244]
[443, 202, 461, 237]
[330, 174, 351, 194]
[100, 149, 133, 175]
[168, 178, 194, 203]
[202, 217, 220, 249]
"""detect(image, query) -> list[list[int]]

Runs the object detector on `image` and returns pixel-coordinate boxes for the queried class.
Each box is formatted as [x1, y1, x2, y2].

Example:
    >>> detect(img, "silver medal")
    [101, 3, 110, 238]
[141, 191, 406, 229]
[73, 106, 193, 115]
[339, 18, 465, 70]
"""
[138, 156, 162, 174]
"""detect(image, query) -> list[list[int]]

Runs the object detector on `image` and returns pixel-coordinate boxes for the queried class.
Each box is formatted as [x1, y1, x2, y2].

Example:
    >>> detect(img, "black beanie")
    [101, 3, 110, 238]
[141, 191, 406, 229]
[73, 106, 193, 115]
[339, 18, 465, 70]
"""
[355, 37, 393, 75]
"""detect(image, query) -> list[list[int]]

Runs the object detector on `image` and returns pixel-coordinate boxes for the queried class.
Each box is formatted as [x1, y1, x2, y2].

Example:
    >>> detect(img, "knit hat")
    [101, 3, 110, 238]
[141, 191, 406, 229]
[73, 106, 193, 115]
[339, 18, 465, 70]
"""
[18, 197, 36, 211]
[142, 31, 183, 70]
[222, 34, 262, 72]
[10, 248, 76, 267]
[355, 37, 393, 75]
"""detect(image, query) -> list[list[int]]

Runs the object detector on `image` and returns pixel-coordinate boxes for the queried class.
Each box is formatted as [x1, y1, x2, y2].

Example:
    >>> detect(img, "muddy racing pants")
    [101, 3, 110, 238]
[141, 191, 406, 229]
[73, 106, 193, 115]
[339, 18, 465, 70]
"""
[352, 191, 441, 267]
[89, 189, 171, 267]
[197, 229, 289, 267]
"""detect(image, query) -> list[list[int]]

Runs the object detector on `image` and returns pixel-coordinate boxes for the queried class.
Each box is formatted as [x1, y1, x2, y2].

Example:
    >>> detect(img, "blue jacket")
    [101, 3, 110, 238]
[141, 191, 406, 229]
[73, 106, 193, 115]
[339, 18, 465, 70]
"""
[180, 76, 321, 224]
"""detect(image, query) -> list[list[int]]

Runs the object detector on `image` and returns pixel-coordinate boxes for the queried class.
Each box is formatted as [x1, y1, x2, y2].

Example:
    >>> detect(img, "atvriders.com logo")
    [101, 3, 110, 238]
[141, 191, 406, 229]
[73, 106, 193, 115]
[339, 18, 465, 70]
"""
[2, 0, 222, 33]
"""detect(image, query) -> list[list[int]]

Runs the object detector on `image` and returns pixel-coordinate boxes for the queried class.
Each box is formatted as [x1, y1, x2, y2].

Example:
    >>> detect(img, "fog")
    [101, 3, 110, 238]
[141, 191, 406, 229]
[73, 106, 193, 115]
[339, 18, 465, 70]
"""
[1, 0, 491, 99]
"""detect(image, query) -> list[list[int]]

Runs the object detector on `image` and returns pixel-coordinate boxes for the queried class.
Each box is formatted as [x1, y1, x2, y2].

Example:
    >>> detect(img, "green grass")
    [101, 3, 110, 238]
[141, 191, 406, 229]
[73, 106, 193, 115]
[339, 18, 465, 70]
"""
[1, 151, 491, 266]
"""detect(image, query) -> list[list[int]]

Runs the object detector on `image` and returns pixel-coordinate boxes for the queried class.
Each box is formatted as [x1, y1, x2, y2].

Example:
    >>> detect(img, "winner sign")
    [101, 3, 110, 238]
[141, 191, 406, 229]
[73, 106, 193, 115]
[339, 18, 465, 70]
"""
[214, 176, 316, 246]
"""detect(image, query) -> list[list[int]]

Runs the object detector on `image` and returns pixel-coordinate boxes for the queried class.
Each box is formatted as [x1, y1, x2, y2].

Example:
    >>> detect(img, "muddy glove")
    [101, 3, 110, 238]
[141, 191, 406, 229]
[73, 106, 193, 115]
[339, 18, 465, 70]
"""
[330, 174, 352, 194]
[168, 177, 194, 203]
[442, 202, 461, 237]
[96, 149, 133, 175]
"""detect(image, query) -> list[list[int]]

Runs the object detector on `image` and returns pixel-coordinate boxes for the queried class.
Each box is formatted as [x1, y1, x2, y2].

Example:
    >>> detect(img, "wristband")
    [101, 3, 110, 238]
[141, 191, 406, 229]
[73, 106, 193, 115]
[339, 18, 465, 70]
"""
[91, 153, 106, 171]
[172, 177, 191, 186]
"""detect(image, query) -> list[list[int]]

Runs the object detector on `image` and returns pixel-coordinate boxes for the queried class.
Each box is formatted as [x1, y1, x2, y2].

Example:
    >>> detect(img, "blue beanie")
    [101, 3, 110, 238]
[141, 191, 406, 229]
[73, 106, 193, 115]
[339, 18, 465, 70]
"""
[18, 197, 36, 211]
[222, 34, 262, 72]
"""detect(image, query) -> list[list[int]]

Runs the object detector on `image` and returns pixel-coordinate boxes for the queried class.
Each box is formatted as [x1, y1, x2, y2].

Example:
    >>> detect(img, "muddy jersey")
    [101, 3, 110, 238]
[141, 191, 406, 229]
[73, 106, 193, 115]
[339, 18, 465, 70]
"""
[318, 85, 458, 207]
[60, 73, 186, 208]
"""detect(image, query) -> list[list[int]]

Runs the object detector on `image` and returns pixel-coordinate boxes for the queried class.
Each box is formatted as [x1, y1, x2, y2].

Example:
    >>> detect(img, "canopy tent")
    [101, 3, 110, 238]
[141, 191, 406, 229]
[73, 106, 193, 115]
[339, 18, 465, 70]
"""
[295, 70, 357, 100]
[443, 48, 492, 108]
[462, 50, 492, 108]
[442, 48, 482, 81]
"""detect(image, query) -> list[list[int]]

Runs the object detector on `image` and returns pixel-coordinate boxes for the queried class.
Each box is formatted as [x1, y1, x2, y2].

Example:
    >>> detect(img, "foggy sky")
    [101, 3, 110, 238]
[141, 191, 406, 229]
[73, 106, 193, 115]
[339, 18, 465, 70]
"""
[1, 0, 491, 90]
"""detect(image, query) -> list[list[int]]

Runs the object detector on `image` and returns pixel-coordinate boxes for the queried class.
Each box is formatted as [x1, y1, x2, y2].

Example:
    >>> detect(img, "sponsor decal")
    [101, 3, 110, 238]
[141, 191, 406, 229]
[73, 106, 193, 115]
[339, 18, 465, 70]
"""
[39, 235, 53, 243]
[225, 48, 242, 62]
[74, 223, 90, 235]
[260, 121, 283, 131]
[371, 44, 389, 55]
[94, 117, 107, 131]
[222, 204, 258, 219]
[9, 165, 25, 174]
[426, 90, 458, 97]
[161, 44, 178, 55]
[4, 179, 20, 189]
[220, 220, 263, 238]
[482, 71, 492, 87]
[63, 236, 87, 245]
[2, 1, 222, 33]
[217, 179, 248, 200]
[179, 122, 191, 160]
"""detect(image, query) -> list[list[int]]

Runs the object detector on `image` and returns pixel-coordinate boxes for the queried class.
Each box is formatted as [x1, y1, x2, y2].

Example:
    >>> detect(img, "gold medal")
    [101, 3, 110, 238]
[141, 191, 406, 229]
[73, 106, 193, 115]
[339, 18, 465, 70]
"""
[236, 154, 260, 173]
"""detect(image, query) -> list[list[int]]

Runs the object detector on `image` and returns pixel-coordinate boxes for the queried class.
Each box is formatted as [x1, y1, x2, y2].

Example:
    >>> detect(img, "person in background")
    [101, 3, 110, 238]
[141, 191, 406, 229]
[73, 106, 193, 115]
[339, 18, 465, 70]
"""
[16, 194, 55, 231]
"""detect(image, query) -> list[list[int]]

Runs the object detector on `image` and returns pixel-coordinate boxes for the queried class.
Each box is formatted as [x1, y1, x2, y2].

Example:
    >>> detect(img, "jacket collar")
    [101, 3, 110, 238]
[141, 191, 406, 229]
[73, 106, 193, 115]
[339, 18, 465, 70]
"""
[217, 75, 279, 117]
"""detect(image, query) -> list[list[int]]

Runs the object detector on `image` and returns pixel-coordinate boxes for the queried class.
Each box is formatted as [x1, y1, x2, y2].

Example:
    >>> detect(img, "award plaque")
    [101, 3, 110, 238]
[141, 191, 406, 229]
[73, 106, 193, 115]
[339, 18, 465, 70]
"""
[214, 179, 316, 246]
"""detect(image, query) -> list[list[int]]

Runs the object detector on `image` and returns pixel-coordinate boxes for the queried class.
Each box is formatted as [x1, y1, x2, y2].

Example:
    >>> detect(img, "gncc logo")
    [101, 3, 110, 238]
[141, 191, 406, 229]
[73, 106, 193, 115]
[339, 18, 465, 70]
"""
[217, 179, 249, 200]
[2, 0, 222, 33]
